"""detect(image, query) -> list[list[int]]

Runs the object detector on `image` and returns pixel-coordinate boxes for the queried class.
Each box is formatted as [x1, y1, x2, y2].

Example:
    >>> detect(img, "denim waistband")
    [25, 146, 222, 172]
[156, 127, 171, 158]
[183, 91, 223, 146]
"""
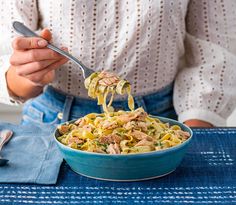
[43, 86, 98, 106]
[30, 83, 176, 123]
[44, 83, 174, 105]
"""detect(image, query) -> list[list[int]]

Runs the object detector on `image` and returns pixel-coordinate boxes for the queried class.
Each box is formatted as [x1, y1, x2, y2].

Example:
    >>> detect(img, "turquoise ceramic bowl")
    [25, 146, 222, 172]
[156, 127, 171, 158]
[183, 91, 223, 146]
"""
[54, 116, 193, 181]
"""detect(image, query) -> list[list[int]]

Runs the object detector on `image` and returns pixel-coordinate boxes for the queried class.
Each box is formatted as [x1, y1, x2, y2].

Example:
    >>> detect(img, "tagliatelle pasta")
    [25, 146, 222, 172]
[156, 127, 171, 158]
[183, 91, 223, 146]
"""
[84, 71, 134, 113]
[57, 108, 190, 154]
[57, 71, 190, 154]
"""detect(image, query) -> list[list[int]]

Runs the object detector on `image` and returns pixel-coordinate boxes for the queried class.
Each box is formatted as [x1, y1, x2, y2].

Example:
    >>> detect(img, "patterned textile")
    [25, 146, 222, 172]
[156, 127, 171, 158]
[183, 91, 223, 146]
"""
[0, 128, 235, 204]
[0, 123, 62, 184]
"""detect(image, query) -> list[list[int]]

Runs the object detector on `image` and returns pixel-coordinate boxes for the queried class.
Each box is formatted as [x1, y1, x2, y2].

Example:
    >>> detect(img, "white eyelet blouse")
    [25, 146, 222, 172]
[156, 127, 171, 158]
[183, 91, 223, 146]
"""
[1, 0, 236, 126]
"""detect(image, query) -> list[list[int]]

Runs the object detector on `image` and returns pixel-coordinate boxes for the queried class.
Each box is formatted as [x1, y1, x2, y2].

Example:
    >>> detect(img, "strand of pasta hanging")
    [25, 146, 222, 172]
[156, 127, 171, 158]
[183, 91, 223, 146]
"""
[84, 71, 134, 113]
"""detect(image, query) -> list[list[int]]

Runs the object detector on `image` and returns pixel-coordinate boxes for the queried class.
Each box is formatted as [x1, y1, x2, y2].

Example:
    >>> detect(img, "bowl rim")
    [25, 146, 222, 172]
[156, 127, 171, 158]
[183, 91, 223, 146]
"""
[54, 115, 193, 158]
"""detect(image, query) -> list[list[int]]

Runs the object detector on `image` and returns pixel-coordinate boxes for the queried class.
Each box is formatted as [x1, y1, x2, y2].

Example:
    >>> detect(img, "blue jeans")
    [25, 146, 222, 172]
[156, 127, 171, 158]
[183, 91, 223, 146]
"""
[21, 84, 177, 125]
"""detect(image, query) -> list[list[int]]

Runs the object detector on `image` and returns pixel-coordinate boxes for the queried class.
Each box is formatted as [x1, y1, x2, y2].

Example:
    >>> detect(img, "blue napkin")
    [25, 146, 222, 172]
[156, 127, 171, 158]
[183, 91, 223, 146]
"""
[0, 122, 63, 184]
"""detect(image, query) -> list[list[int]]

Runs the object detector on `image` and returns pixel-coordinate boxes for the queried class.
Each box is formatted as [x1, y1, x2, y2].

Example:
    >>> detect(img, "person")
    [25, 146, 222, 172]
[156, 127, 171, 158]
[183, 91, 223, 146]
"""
[0, 0, 236, 127]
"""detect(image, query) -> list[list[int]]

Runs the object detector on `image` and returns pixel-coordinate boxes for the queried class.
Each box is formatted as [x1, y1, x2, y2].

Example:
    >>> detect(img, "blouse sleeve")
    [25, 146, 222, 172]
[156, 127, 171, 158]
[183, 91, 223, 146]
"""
[0, 0, 39, 105]
[174, 0, 236, 126]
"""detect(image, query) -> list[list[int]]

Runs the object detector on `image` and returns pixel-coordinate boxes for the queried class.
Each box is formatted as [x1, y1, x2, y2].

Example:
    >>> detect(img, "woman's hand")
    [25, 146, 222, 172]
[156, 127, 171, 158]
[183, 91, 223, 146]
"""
[184, 119, 213, 127]
[6, 29, 68, 100]
[9, 29, 68, 86]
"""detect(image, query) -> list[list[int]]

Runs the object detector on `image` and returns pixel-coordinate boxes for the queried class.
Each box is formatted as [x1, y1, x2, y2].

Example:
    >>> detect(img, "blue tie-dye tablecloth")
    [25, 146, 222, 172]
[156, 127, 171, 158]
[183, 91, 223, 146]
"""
[0, 128, 235, 205]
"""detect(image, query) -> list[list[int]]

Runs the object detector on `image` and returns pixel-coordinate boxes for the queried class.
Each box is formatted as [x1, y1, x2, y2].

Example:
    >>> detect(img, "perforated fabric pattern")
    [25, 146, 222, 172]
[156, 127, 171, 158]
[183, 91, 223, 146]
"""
[0, 0, 236, 125]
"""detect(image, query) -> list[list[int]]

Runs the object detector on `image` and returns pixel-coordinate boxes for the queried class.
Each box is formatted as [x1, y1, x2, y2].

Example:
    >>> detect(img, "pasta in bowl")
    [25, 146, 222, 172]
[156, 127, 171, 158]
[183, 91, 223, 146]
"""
[56, 108, 190, 154]
[54, 108, 193, 181]
[54, 70, 192, 181]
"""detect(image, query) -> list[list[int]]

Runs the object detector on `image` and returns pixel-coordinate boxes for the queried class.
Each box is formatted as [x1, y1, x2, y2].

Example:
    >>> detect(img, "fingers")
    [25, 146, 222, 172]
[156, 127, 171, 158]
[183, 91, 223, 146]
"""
[12, 36, 48, 50]
[15, 59, 58, 76]
[24, 57, 68, 85]
[10, 28, 69, 87]
[12, 28, 52, 50]
[40, 28, 52, 41]
[45, 57, 68, 73]
[10, 48, 64, 65]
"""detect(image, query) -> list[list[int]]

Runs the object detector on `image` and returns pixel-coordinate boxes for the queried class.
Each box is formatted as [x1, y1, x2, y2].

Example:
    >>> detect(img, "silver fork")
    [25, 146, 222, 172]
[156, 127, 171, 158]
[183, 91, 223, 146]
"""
[12, 21, 94, 79]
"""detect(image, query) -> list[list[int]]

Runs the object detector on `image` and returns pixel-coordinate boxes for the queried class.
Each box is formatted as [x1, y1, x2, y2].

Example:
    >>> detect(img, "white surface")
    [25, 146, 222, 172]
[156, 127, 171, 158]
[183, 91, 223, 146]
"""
[227, 109, 236, 127]
[0, 103, 236, 126]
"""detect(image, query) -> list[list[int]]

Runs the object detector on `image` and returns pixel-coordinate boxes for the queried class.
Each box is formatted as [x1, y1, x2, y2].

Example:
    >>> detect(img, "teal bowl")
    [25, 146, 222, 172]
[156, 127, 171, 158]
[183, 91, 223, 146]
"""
[54, 116, 193, 181]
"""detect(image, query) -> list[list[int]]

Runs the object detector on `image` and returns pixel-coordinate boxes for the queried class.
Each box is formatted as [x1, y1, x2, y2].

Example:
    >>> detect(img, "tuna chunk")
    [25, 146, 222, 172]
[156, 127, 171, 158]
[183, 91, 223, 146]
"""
[131, 130, 153, 141]
[102, 121, 118, 130]
[135, 139, 154, 147]
[106, 143, 121, 154]
[99, 134, 122, 144]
